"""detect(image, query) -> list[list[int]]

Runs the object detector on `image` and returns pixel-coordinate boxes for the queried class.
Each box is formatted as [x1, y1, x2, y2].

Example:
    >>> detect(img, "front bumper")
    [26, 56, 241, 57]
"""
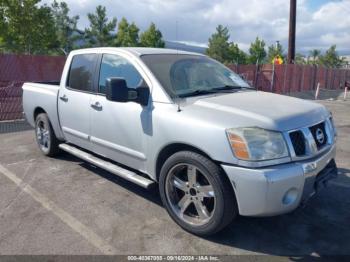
[221, 145, 337, 216]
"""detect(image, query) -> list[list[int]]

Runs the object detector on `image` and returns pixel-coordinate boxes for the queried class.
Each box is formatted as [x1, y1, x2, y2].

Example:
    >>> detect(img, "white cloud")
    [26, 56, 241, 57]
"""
[42, 0, 350, 54]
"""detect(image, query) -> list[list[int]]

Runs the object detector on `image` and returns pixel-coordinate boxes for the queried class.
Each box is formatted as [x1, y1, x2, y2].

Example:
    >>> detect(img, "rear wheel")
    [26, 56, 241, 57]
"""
[35, 113, 60, 156]
[159, 151, 237, 236]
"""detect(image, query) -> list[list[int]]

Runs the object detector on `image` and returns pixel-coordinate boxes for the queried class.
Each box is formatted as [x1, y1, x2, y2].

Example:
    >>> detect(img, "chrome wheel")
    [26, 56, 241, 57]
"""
[36, 119, 50, 151]
[165, 163, 216, 226]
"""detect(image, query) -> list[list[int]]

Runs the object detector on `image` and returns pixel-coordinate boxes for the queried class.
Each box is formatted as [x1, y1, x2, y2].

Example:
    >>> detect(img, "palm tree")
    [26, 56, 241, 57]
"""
[309, 49, 321, 64]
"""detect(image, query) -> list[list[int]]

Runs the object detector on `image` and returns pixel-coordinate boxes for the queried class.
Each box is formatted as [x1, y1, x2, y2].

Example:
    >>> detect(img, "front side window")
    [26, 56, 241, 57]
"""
[68, 54, 97, 92]
[141, 54, 251, 98]
[98, 54, 143, 94]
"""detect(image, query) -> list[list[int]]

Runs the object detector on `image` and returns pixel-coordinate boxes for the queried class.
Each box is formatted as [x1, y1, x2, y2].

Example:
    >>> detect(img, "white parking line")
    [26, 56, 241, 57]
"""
[7, 158, 36, 166]
[0, 164, 117, 255]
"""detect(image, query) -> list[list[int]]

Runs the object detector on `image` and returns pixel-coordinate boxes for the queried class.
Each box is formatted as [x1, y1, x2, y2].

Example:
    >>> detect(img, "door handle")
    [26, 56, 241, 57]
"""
[59, 94, 68, 102]
[91, 101, 102, 110]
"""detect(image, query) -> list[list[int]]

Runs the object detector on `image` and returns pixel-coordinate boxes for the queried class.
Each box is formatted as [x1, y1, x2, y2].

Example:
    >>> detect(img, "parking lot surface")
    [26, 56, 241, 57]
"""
[0, 99, 349, 257]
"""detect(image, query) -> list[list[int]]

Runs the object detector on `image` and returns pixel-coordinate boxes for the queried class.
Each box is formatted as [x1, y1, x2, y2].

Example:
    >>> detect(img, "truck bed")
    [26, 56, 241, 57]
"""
[22, 82, 64, 140]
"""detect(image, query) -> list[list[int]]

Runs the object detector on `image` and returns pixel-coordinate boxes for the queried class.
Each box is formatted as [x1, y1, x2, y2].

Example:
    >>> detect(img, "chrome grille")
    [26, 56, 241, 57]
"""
[286, 118, 334, 161]
[289, 131, 306, 156]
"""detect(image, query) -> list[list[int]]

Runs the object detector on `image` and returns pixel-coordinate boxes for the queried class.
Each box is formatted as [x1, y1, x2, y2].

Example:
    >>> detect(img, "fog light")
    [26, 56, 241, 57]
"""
[282, 188, 298, 205]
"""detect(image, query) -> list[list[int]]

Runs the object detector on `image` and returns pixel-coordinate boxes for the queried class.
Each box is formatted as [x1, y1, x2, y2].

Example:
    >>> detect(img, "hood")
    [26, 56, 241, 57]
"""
[183, 91, 329, 131]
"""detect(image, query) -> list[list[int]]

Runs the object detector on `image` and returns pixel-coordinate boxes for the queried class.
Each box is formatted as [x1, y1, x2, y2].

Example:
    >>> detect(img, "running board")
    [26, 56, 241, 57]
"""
[59, 143, 155, 189]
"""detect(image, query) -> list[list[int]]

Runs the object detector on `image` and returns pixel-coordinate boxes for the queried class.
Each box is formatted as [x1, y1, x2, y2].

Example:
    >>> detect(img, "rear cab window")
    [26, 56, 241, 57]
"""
[67, 54, 98, 92]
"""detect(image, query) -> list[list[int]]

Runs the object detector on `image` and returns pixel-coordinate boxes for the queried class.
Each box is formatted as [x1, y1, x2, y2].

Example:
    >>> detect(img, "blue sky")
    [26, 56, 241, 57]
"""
[43, 0, 350, 55]
[307, 0, 340, 10]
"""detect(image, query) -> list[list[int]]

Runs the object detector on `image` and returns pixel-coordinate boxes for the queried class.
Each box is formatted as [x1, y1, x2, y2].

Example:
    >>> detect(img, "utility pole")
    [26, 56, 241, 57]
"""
[287, 0, 297, 64]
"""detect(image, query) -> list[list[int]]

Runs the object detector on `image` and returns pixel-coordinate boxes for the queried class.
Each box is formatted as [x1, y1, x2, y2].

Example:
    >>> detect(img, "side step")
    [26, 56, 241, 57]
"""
[59, 143, 155, 189]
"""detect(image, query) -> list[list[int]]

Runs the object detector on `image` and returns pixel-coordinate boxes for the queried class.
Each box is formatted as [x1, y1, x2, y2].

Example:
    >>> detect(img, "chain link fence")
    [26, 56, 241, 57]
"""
[0, 54, 66, 122]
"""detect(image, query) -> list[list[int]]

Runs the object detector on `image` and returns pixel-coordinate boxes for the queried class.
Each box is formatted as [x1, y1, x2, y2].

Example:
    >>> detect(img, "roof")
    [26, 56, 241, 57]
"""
[71, 47, 204, 57]
[122, 47, 204, 56]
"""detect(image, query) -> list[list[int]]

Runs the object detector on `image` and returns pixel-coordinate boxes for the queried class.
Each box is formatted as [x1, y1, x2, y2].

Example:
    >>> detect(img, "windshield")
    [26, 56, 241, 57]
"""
[140, 54, 251, 98]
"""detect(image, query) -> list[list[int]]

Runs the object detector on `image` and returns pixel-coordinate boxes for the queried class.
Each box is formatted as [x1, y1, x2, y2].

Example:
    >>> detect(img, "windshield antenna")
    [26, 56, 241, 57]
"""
[177, 100, 182, 112]
[175, 19, 182, 112]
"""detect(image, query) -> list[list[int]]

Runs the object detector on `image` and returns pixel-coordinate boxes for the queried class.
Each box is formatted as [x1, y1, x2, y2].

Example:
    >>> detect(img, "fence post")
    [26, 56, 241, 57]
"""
[315, 82, 320, 100]
[313, 65, 318, 90]
[344, 86, 348, 101]
[345, 81, 349, 101]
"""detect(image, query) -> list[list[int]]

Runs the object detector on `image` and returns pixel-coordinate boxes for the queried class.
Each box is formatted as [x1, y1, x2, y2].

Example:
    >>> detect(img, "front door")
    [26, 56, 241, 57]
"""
[90, 53, 150, 172]
[58, 53, 99, 150]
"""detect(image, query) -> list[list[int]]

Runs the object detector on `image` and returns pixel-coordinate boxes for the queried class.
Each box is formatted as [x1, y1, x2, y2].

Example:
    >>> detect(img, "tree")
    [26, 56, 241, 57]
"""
[51, 0, 80, 54]
[0, 3, 5, 51]
[139, 22, 165, 48]
[0, 0, 58, 54]
[248, 37, 266, 64]
[0, 12, 4, 52]
[308, 49, 321, 65]
[206, 25, 231, 63]
[295, 53, 307, 65]
[115, 17, 139, 47]
[319, 45, 345, 68]
[267, 42, 285, 64]
[85, 5, 117, 47]
[228, 42, 247, 64]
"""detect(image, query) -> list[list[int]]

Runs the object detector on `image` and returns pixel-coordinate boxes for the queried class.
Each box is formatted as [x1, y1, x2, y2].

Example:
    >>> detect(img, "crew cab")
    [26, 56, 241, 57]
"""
[22, 48, 338, 235]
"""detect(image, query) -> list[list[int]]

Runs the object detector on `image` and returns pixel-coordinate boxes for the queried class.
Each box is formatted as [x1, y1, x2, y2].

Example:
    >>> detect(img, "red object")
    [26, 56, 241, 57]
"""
[228, 64, 350, 94]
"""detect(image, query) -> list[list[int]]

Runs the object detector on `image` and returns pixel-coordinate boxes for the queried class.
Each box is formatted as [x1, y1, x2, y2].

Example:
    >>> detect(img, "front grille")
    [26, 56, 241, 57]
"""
[289, 130, 306, 156]
[309, 122, 328, 149]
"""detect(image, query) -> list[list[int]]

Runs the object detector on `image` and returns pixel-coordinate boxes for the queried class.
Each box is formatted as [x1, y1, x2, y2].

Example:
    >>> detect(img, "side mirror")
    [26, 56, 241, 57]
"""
[106, 78, 129, 102]
[137, 86, 150, 106]
[106, 77, 150, 106]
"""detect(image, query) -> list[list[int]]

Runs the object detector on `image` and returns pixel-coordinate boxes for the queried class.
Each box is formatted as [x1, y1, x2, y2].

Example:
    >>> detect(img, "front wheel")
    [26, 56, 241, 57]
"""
[159, 151, 237, 236]
[35, 113, 60, 157]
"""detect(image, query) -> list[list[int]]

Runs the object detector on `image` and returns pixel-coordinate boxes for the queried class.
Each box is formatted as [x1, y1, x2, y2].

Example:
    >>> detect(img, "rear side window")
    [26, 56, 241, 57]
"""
[68, 54, 97, 92]
[98, 54, 142, 94]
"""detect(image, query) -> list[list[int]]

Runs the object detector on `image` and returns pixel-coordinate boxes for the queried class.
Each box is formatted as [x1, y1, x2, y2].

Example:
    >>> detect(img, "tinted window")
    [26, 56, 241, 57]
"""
[98, 54, 142, 94]
[68, 54, 96, 92]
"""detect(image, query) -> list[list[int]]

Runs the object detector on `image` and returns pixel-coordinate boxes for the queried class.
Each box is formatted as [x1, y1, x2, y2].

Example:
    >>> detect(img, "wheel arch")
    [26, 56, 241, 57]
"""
[155, 143, 214, 181]
[33, 107, 46, 121]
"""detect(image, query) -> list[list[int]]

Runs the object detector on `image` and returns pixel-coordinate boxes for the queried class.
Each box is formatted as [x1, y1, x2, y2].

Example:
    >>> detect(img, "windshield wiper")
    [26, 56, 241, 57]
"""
[177, 85, 245, 98]
[178, 89, 217, 98]
[211, 85, 244, 91]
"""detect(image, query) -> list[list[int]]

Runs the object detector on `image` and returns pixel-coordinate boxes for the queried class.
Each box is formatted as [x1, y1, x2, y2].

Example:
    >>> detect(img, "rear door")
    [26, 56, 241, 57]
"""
[58, 53, 99, 150]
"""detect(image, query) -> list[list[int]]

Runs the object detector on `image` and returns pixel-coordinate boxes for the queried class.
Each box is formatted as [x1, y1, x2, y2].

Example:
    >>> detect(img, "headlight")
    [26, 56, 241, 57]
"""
[226, 127, 289, 161]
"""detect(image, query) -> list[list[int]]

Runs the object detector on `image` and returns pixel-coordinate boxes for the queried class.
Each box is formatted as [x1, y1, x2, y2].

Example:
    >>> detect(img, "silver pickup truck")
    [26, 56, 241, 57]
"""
[23, 48, 338, 236]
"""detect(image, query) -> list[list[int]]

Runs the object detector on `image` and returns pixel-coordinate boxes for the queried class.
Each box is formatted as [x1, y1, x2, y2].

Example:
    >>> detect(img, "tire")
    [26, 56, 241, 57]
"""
[35, 113, 60, 157]
[159, 151, 237, 236]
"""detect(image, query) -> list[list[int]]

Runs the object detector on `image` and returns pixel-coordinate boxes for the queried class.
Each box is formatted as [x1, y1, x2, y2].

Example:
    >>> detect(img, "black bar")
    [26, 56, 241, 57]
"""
[287, 0, 297, 64]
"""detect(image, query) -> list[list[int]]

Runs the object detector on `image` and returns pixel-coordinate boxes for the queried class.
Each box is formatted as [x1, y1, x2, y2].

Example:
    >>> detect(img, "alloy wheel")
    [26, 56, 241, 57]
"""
[36, 120, 50, 151]
[165, 163, 216, 226]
